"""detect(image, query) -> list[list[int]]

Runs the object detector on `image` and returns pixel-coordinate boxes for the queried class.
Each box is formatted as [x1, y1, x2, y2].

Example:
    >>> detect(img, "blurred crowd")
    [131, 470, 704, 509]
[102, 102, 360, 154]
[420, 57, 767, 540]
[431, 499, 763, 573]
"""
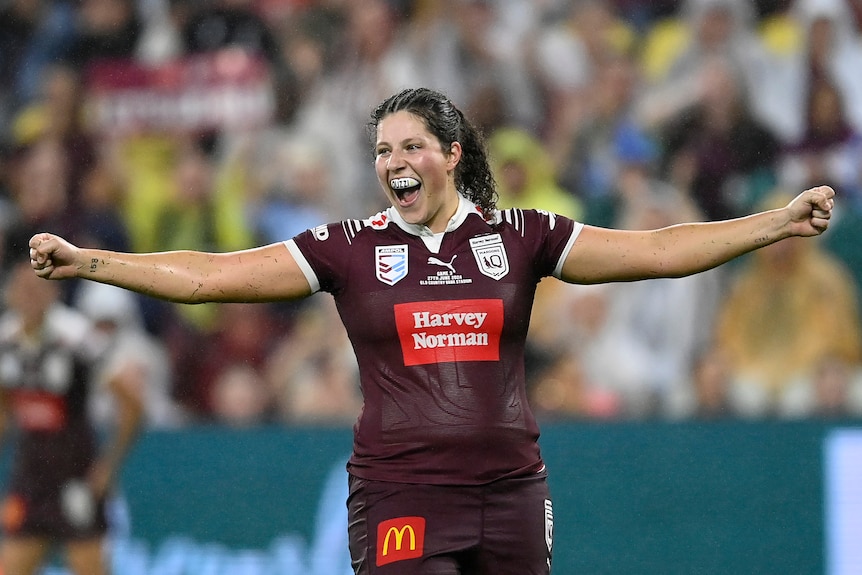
[1, 0, 861, 428]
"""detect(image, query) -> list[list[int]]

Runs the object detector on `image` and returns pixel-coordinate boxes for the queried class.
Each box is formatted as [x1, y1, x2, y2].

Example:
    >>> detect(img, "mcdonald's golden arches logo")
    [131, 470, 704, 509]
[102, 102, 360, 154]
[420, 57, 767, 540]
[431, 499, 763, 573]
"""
[376, 516, 426, 566]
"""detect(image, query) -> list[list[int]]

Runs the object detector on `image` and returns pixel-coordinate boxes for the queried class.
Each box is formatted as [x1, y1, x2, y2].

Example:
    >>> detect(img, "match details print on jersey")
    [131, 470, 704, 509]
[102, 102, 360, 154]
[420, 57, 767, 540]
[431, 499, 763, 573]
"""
[374, 235, 511, 288]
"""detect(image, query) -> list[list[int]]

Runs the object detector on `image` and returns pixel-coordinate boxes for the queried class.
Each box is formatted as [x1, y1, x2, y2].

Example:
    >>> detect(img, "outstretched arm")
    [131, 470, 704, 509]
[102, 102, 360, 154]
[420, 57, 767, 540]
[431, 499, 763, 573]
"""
[29, 235, 314, 303]
[561, 185, 835, 284]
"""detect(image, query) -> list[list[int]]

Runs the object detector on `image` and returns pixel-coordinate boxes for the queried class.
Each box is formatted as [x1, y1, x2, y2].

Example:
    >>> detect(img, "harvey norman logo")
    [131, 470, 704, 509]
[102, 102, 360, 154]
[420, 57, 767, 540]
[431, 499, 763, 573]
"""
[376, 516, 426, 566]
[394, 299, 504, 366]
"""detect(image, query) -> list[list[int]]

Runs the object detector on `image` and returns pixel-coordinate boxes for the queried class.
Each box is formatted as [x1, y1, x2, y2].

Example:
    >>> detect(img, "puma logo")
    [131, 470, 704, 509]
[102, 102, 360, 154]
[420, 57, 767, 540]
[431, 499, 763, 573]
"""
[428, 255, 457, 274]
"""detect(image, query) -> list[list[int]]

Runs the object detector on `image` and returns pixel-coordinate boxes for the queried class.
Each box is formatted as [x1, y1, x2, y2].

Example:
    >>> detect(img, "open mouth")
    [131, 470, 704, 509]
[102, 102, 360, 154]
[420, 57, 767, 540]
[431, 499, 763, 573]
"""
[390, 177, 421, 205]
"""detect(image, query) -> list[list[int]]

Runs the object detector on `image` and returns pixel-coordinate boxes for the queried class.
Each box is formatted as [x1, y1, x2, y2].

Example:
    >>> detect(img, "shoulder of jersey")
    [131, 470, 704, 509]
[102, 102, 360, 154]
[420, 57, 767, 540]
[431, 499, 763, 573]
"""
[334, 209, 395, 244]
[306, 214, 383, 244]
[497, 208, 560, 236]
[311, 206, 561, 243]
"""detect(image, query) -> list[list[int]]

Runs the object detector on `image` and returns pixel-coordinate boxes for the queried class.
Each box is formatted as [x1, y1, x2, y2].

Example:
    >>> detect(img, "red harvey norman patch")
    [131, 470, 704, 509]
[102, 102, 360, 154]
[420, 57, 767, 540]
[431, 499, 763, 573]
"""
[376, 516, 426, 566]
[394, 299, 503, 366]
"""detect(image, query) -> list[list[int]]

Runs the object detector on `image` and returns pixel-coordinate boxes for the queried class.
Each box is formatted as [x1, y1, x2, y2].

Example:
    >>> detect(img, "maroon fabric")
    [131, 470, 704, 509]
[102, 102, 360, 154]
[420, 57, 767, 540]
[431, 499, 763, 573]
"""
[347, 474, 553, 574]
[291, 207, 577, 485]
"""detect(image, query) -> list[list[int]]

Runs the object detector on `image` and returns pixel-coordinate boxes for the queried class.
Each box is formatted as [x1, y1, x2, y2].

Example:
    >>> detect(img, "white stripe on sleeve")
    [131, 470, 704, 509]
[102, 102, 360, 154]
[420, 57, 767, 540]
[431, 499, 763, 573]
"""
[552, 222, 585, 279]
[283, 239, 321, 293]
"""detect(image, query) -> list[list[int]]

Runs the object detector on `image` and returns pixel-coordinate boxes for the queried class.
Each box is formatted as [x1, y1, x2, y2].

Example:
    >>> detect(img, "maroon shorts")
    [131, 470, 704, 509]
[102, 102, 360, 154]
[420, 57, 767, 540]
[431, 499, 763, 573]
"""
[347, 473, 553, 575]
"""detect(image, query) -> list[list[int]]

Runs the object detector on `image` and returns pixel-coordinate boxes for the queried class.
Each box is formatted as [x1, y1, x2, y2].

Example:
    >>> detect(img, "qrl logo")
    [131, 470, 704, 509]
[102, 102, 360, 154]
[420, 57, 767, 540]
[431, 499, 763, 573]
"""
[376, 516, 426, 566]
[470, 234, 509, 280]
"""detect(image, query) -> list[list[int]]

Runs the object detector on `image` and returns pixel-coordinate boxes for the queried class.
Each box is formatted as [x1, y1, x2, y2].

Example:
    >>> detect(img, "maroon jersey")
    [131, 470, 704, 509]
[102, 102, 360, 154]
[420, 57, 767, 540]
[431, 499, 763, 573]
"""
[287, 196, 582, 485]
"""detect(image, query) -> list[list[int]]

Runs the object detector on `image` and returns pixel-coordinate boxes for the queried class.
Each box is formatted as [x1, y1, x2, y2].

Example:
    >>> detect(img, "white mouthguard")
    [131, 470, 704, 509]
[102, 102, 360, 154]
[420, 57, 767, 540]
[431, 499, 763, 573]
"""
[390, 177, 420, 190]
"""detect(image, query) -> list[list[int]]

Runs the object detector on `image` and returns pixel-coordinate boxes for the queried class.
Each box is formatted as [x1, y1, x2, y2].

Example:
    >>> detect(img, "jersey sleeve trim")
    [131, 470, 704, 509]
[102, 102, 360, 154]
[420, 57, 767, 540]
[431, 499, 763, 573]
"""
[552, 222, 584, 279]
[283, 239, 321, 293]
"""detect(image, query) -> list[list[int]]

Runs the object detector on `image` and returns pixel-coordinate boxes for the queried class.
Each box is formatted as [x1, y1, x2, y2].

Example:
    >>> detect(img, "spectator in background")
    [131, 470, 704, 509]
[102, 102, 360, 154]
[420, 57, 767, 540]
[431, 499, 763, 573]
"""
[774, 69, 862, 322]
[180, 0, 280, 61]
[778, 78, 862, 227]
[780, 80, 862, 190]
[528, 140, 722, 419]
[266, 296, 362, 426]
[712, 189, 862, 418]
[0, 262, 143, 575]
[10, 64, 97, 211]
[0, 145, 15, 275]
[527, 148, 720, 419]
[271, 6, 344, 123]
[75, 152, 132, 254]
[651, 54, 781, 221]
[209, 363, 274, 427]
[583, 188, 722, 417]
[246, 131, 338, 246]
[171, 302, 278, 422]
[758, 0, 862, 144]
[153, 135, 252, 255]
[151, 134, 255, 332]
[527, 282, 623, 421]
[487, 126, 583, 220]
[611, 0, 683, 33]
[553, 51, 645, 227]
[240, 128, 336, 327]
[780, 355, 862, 419]
[292, 0, 420, 217]
[532, 0, 636, 168]
[682, 347, 736, 419]
[74, 281, 185, 429]
[0, 0, 77, 137]
[3, 138, 77, 272]
[63, 0, 143, 72]
[638, 0, 774, 129]
[178, 0, 302, 122]
[135, 0, 184, 64]
[404, 0, 543, 134]
[612, 128, 722, 401]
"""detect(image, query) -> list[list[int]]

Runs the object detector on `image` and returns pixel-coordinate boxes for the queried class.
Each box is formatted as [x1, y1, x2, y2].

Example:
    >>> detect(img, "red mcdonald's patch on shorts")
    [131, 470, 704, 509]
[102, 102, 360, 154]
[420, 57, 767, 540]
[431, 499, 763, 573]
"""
[376, 516, 426, 566]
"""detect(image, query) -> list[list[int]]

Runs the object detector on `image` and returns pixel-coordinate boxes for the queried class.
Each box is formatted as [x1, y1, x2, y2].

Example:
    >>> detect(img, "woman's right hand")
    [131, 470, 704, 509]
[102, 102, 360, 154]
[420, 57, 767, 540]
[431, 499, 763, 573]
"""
[29, 233, 83, 280]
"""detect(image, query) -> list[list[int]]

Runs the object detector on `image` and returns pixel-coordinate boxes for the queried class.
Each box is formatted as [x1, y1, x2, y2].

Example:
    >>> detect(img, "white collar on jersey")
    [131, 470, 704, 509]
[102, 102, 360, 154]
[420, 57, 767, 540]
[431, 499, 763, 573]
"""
[386, 193, 487, 253]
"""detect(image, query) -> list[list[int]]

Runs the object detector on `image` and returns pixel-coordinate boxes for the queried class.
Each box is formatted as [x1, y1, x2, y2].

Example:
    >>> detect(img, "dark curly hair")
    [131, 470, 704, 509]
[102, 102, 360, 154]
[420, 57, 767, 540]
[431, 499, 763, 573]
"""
[367, 88, 498, 222]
